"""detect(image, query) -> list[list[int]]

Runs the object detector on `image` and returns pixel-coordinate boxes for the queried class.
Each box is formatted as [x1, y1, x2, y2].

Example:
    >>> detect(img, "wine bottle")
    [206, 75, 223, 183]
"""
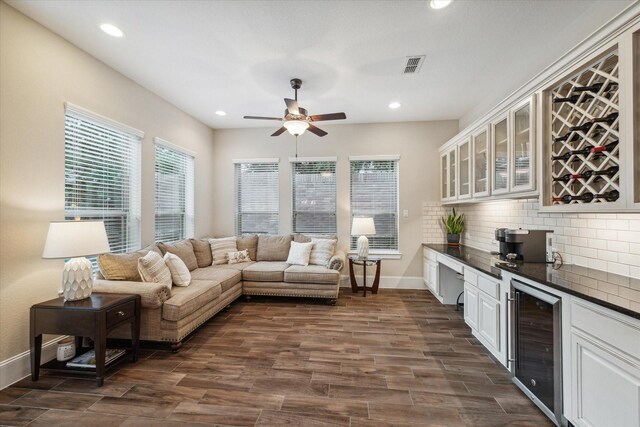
[573, 82, 618, 94]
[553, 193, 595, 203]
[553, 132, 581, 143]
[569, 112, 619, 133]
[590, 140, 618, 154]
[553, 94, 594, 104]
[551, 146, 592, 161]
[594, 189, 620, 202]
[576, 166, 619, 180]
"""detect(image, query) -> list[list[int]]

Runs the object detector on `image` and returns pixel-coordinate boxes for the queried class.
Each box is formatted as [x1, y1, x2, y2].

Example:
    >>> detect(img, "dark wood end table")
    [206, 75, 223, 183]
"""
[30, 292, 141, 387]
[349, 257, 381, 297]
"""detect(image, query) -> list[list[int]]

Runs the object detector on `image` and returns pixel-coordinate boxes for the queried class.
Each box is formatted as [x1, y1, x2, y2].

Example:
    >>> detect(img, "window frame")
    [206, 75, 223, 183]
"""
[290, 157, 337, 237]
[233, 158, 280, 236]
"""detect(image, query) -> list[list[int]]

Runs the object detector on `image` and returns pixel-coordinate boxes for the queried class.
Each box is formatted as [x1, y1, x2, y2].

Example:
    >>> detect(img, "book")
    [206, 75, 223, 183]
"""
[66, 348, 125, 368]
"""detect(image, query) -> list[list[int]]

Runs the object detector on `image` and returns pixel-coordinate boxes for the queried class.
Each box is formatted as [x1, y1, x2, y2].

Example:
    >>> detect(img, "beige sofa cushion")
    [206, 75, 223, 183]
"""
[209, 237, 238, 265]
[293, 233, 338, 243]
[242, 262, 289, 282]
[158, 240, 198, 272]
[190, 266, 242, 293]
[163, 279, 221, 322]
[211, 261, 255, 271]
[190, 238, 213, 268]
[237, 234, 258, 261]
[98, 244, 162, 281]
[138, 251, 173, 287]
[284, 265, 340, 285]
[257, 235, 292, 261]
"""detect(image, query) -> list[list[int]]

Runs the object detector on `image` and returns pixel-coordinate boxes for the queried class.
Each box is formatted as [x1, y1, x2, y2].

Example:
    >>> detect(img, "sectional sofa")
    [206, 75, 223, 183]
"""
[92, 234, 345, 351]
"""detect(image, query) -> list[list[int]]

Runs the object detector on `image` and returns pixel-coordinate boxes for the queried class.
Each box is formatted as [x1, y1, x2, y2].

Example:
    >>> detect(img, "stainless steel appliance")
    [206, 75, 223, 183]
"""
[495, 228, 553, 263]
[509, 279, 565, 426]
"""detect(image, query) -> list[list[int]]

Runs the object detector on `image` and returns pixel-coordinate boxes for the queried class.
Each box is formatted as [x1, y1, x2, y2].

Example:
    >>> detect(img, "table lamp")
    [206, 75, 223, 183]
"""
[351, 217, 376, 259]
[42, 220, 110, 301]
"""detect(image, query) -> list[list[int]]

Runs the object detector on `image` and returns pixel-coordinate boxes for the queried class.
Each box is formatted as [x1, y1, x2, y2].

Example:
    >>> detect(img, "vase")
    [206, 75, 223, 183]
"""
[447, 233, 460, 246]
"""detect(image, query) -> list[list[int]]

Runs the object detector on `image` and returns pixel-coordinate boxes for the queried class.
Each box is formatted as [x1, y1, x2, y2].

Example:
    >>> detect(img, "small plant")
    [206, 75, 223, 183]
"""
[442, 208, 465, 235]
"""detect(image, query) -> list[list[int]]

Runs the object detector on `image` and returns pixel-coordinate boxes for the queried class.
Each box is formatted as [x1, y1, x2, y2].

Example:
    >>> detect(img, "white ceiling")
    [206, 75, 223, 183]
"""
[7, 0, 635, 130]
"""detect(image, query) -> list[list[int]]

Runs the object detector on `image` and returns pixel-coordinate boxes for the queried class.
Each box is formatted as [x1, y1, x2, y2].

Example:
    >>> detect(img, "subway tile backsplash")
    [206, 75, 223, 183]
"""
[423, 199, 640, 279]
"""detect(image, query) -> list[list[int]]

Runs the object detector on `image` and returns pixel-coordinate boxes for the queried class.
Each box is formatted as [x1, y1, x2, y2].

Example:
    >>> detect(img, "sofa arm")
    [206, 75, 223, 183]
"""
[329, 250, 346, 271]
[92, 279, 171, 309]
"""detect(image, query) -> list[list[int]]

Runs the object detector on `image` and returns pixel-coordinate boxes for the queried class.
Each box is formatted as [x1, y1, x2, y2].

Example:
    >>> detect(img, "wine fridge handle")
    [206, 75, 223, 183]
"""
[507, 290, 519, 370]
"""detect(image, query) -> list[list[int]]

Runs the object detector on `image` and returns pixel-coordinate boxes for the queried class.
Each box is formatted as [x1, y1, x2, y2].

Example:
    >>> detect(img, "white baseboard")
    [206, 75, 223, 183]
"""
[0, 337, 62, 390]
[340, 275, 426, 290]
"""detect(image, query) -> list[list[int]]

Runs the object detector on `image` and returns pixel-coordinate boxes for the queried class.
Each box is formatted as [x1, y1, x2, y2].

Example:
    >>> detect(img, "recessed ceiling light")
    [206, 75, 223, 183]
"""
[100, 23, 124, 38]
[388, 102, 401, 109]
[215, 110, 227, 116]
[430, 0, 452, 10]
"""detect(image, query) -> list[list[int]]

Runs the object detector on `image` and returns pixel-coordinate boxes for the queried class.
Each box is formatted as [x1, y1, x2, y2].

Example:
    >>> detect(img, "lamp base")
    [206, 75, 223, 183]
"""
[357, 235, 369, 259]
[62, 257, 94, 301]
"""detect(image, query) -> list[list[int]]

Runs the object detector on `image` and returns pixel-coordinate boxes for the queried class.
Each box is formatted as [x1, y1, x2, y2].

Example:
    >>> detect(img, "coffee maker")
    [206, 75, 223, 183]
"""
[495, 228, 553, 263]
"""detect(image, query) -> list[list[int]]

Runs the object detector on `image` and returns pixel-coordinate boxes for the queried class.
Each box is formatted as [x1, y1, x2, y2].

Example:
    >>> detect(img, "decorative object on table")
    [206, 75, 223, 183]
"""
[42, 220, 110, 301]
[56, 337, 76, 362]
[351, 217, 376, 259]
[441, 207, 465, 246]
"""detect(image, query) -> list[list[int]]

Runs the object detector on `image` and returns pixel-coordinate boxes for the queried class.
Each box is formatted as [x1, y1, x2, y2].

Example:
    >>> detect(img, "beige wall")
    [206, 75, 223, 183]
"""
[0, 3, 216, 361]
[211, 120, 458, 278]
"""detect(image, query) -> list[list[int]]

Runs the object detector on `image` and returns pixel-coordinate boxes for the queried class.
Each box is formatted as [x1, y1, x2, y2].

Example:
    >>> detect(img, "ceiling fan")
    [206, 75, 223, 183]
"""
[243, 78, 346, 137]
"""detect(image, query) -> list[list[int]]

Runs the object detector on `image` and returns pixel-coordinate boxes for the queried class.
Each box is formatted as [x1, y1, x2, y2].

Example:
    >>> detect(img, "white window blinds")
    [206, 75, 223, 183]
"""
[155, 141, 194, 243]
[64, 106, 142, 258]
[350, 158, 399, 251]
[291, 159, 337, 236]
[235, 161, 279, 235]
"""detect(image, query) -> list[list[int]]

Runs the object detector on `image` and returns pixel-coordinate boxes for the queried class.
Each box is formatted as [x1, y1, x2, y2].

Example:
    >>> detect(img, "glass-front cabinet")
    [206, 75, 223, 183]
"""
[472, 126, 490, 197]
[458, 137, 472, 199]
[440, 146, 457, 201]
[510, 96, 536, 193]
[491, 115, 510, 195]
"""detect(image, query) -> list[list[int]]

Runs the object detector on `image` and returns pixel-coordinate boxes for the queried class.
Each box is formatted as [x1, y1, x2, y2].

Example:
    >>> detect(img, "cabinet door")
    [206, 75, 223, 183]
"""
[449, 148, 457, 199]
[464, 283, 479, 331]
[458, 137, 471, 199]
[491, 115, 510, 195]
[511, 96, 536, 192]
[472, 127, 490, 197]
[428, 262, 438, 295]
[478, 292, 500, 352]
[441, 152, 448, 200]
[571, 332, 640, 427]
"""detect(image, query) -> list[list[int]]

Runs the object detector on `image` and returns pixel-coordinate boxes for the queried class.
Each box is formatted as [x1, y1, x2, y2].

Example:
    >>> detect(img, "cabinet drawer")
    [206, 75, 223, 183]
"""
[423, 248, 435, 262]
[464, 268, 478, 286]
[106, 301, 135, 328]
[477, 275, 499, 299]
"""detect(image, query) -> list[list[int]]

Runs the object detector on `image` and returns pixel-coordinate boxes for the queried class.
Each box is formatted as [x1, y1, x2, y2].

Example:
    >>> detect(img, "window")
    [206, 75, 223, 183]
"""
[154, 139, 194, 242]
[64, 104, 142, 259]
[291, 158, 337, 236]
[234, 160, 279, 235]
[349, 156, 399, 252]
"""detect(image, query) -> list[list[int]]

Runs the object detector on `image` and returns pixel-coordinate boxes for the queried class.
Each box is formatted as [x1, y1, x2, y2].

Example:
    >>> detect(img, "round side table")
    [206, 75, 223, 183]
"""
[348, 257, 381, 297]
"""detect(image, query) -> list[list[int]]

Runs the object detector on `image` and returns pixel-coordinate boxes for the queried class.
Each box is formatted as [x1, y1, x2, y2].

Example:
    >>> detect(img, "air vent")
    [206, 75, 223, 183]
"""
[403, 55, 426, 74]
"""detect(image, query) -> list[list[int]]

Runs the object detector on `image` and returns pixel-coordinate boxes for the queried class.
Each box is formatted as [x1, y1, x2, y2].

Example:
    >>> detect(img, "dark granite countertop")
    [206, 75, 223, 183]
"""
[423, 244, 503, 279]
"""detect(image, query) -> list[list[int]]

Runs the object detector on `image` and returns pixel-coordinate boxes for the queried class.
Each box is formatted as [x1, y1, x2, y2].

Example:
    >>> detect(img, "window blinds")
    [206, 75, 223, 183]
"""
[350, 159, 399, 251]
[235, 161, 279, 235]
[291, 160, 337, 236]
[64, 108, 142, 259]
[155, 142, 194, 243]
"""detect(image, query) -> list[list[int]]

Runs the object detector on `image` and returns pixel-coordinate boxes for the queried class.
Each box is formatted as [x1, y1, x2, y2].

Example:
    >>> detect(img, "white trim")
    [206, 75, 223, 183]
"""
[348, 250, 402, 260]
[64, 102, 145, 138]
[0, 337, 64, 390]
[349, 155, 400, 161]
[289, 157, 337, 163]
[153, 137, 196, 158]
[340, 275, 425, 289]
[232, 158, 280, 164]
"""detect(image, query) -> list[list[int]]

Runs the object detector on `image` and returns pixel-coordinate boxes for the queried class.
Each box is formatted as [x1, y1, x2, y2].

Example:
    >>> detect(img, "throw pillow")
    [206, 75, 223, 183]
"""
[286, 241, 313, 266]
[310, 238, 337, 267]
[163, 252, 191, 286]
[157, 240, 198, 272]
[138, 251, 172, 287]
[227, 249, 251, 264]
[209, 237, 238, 265]
[98, 244, 162, 281]
[190, 238, 213, 268]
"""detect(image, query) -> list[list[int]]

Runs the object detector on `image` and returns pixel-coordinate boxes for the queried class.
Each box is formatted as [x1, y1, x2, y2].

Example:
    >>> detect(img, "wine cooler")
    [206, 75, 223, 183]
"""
[547, 48, 621, 206]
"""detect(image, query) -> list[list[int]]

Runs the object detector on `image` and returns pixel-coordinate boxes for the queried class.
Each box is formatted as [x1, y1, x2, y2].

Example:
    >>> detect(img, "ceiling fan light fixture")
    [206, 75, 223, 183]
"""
[284, 120, 309, 136]
[430, 0, 452, 9]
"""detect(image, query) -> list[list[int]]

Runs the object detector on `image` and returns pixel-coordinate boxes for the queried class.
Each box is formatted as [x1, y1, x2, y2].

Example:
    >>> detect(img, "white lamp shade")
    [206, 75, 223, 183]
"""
[351, 217, 376, 236]
[42, 220, 110, 259]
[284, 120, 309, 136]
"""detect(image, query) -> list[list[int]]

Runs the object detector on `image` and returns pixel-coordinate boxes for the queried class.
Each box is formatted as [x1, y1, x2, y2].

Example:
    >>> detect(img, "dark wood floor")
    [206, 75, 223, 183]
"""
[1, 289, 553, 426]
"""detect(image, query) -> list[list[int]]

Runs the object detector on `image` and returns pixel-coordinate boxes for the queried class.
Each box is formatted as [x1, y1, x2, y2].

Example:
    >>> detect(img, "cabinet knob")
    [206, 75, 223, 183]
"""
[117, 311, 125, 316]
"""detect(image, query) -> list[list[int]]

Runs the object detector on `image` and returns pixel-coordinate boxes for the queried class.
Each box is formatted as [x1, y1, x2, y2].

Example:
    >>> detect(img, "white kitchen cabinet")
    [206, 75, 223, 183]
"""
[510, 95, 536, 193]
[458, 137, 472, 199]
[440, 147, 457, 201]
[472, 126, 490, 198]
[464, 283, 479, 331]
[478, 292, 500, 352]
[491, 114, 510, 195]
[423, 248, 439, 297]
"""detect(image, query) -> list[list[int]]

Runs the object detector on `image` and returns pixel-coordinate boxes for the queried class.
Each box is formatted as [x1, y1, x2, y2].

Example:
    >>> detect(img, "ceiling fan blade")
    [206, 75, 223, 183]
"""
[307, 124, 328, 137]
[271, 127, 287, 137]
[284, 98, 300, 115]
[309, 112, 347, 122]
[244, 116, 283, 121]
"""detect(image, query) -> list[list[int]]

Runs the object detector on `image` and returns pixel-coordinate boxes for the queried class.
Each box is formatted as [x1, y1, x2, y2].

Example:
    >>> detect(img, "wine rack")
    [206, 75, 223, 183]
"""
[549, 50, 620, 205]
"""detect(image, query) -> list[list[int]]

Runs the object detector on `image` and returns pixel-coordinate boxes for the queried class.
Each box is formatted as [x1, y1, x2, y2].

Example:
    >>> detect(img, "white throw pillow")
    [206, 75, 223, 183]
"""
[163, 252, 191, 286]
[286, 241, 313, 266]
[137, 251, 172, 287]
[310, 238, 337, 267]
[209, 237, 238, 265]
[228, 249, 251, 264]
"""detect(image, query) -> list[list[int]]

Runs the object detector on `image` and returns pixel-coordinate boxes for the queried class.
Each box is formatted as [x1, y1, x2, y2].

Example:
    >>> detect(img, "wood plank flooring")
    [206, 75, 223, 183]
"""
[0, 289, 553, 426]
